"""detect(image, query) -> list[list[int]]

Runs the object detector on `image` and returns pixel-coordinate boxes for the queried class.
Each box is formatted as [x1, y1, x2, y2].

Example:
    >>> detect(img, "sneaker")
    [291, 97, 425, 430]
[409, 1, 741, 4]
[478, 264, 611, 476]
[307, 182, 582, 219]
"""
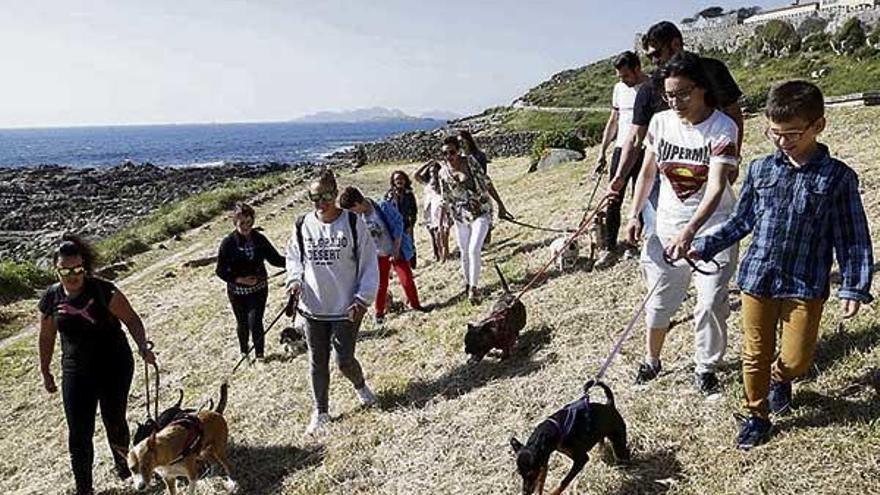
[594, 249, 618, 270]
[634, 361, 662, 384]
[735, 414, 772, 450]
[355, 384, 378, 408]
[695, 372, 720, 396]
[114, 458, 132, 480]
[623, 245, 640, 260]
[304, 411, 331, 436]
[768, 380, 792, 416]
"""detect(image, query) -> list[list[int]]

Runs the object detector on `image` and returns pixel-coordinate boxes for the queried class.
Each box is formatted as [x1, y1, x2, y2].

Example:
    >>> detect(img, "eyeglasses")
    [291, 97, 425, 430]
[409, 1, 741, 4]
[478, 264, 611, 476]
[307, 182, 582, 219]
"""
[764, 121, 817, 144]
[56, 265, 86, 278]
[308, 190, 337, 203]
[661, 85, 696, 104]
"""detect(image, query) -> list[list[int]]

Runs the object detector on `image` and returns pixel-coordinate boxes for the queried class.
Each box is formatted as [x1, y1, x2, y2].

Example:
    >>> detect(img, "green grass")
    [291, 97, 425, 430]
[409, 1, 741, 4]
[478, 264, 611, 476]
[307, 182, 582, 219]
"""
[515, 49, 880, 110]
[98, 171, 295, 264]
[500, 108, 609, 135]
[0, 261, 54, 306]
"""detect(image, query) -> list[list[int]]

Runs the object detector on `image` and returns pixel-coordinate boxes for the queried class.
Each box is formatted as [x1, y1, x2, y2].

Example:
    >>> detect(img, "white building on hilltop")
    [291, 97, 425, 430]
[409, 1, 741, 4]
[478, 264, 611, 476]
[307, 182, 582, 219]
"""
[744, 0, 880, 25]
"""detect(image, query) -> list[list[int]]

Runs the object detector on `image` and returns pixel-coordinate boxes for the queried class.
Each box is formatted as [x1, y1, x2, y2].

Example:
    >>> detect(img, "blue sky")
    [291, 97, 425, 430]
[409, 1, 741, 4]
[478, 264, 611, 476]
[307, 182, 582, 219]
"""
[0, 1, 762, 127]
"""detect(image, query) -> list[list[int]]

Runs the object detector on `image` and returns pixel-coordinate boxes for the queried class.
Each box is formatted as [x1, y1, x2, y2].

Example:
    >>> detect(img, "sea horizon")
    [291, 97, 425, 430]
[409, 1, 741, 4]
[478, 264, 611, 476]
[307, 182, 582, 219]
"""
[0, 118, 443, 169]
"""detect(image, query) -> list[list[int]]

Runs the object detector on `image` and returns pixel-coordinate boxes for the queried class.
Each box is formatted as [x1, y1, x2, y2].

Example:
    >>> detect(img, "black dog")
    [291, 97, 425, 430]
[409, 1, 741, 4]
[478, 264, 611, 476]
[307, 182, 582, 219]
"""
[465, 264, 527, 362]
[279, 325, 306, 354]
[132, 389, 197, 446]
[510, 381, 630, 495]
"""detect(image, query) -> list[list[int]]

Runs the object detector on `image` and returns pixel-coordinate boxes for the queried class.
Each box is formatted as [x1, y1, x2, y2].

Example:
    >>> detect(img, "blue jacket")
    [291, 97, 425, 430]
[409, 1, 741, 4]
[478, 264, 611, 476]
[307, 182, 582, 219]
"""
[370, 198, 415, 261]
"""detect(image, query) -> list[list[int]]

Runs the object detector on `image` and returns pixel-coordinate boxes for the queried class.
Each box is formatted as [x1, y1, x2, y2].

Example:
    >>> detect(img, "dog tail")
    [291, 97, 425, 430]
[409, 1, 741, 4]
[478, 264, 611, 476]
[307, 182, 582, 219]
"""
[494, 263, 511, 295]
[173, 389, 184, 409]
[585, 380, 615, 407]
[215, 382, 229, 415]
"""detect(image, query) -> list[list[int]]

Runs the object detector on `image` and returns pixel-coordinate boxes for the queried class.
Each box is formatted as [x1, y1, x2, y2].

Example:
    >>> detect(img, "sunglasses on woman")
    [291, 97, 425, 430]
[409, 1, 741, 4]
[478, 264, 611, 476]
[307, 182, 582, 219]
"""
[56, 265, 86, 278]
[308, 190, 337, 203]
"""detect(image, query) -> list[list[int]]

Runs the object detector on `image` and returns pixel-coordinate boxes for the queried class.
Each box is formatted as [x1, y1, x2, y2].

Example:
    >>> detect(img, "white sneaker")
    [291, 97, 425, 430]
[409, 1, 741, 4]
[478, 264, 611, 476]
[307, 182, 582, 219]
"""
[304, 411, 331, 436]
[355, 385, 378, 408]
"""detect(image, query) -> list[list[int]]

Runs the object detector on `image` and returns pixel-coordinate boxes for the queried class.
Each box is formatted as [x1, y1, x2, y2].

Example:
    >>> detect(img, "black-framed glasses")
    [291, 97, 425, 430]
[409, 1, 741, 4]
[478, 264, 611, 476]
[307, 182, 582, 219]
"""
[56, 265, 86, 278]
[661, 85, 696, 104]
[308, 190, 337, 203]
[764, 120, 817, 143]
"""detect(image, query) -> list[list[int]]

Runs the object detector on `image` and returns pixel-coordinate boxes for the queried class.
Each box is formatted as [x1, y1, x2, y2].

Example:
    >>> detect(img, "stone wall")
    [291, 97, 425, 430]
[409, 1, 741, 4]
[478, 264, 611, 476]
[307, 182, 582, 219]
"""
[326, 129, 537, 165]
[680, 8, 880, 53]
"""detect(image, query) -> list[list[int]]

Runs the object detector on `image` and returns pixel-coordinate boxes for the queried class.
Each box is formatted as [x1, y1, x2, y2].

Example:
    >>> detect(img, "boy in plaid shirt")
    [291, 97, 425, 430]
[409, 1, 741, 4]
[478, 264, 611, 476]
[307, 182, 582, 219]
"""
[687, 80, 873, 449]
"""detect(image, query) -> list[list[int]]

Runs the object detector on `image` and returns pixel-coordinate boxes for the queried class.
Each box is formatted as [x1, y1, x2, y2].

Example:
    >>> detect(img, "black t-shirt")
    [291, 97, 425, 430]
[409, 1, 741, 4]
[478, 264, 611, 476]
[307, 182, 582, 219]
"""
[38, 277, 130, 371]
[631, 55, 742, 127]
[215, 230, 286, 285]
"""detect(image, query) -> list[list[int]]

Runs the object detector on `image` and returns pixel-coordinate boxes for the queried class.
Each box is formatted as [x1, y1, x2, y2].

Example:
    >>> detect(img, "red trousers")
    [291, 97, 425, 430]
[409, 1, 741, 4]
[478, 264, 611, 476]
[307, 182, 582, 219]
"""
[376, 256, 421, 317]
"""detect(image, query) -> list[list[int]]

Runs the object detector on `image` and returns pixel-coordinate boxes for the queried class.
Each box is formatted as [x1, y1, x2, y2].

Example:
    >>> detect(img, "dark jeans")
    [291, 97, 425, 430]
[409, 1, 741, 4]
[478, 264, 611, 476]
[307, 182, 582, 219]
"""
[605, 146, 644, 249]
[62, 353, 134, 492]
[303, 318, 365, 413]
[228, 288, 268, 357]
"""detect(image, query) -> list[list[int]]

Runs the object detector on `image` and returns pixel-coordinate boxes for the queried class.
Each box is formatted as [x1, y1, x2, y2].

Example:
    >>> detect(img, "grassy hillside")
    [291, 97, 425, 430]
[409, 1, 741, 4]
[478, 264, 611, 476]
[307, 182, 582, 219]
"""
[1, 107, 879, 494]
[516, 50, 880, 110]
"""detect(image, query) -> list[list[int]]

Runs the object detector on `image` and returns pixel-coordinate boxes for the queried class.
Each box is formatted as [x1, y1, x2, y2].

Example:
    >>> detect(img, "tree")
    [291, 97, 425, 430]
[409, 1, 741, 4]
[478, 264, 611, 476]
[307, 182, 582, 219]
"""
[698, 6, 725, 18]
[797, 16, 828, 37]
[869, 23, 880, 48]
[832, 18, 866, 55]
[753, 19, 801, 57]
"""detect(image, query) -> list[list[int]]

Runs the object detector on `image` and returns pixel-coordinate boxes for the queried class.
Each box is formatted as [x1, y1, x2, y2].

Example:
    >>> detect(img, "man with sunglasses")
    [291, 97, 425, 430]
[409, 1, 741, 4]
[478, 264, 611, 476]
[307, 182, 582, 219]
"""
[608, 21, 743, 234]
[285, 170, 380, 436]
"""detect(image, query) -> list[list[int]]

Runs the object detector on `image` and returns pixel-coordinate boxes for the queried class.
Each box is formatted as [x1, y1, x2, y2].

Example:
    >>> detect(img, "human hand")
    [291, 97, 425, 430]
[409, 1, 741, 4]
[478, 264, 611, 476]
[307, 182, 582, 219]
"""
[141, 349, 156, 365]
[625, 217, 642, 245]
[347, 301, 367, 323]
[686, 247, 702, 261]
[591, 156, 607, 178]
[606, 176, 625, 197]
[841, 299, 861, 319]
[288, 282, 302, 299]
[42, 371, 57, 394]
[665, 229, 695, 261]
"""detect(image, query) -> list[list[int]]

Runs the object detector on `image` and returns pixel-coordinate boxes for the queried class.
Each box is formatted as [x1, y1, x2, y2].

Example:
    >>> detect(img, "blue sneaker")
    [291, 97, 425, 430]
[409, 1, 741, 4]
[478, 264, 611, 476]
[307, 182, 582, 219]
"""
[735, 414, 772, 450]
[768, 380, 792, 416]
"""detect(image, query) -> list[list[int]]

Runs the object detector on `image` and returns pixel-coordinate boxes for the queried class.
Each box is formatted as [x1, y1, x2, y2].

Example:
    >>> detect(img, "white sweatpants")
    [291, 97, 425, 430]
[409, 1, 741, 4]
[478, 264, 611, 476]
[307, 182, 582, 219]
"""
[641, 236, 738, 374]
[454, 214, 491, 287]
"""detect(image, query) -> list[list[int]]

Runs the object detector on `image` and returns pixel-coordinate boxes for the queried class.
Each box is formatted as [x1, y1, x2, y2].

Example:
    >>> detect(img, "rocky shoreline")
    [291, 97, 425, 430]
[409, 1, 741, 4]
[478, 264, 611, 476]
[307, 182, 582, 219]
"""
[0, 161, 299, 263]
[3, 122, 535, 264]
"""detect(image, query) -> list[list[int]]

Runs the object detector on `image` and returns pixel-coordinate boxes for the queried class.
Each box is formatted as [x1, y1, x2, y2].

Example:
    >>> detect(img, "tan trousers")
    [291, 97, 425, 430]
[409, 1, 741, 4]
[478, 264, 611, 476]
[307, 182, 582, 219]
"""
[740, 293, 825, 418]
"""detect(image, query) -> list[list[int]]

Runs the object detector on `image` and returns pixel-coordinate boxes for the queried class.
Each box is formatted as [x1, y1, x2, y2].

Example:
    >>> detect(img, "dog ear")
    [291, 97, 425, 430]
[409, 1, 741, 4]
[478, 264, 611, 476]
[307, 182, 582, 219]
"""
[147, 432, 157, 450]
[510, 437, 524, 454]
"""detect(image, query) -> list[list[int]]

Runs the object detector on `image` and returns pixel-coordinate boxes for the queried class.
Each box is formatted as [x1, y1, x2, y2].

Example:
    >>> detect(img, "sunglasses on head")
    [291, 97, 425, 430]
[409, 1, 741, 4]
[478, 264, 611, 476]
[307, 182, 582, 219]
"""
[308, 190, 337, 203]
[57, 265, 86, 278]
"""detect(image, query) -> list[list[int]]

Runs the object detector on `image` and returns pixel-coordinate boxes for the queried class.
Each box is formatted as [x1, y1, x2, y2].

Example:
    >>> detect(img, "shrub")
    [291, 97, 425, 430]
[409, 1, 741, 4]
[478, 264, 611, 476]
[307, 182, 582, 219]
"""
[0, 261, 55, 303]
[531, 131, 584, 160]
[797, 16, 828, 38]
[833, 18, 866, 54]
[869, 23, 880, 47]
[802, 32, 831, 53]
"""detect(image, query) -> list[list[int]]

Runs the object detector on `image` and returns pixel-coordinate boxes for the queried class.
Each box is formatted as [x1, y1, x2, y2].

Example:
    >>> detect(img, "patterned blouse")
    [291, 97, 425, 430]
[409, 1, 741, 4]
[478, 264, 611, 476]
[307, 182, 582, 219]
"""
[438, 155, 493, 223]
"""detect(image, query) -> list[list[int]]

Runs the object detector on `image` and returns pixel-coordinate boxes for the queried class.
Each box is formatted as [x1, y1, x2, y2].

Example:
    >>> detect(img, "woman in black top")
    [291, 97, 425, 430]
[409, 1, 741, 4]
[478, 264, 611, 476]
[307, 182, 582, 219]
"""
[385, 170, 419, 268]
[38, 234, 156, 495]
[215, 202, 285, 362]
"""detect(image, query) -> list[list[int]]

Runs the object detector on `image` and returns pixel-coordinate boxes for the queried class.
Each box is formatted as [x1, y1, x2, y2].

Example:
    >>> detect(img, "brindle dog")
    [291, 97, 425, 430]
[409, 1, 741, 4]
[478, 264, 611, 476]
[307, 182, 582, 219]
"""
[464, 264, 527, 362]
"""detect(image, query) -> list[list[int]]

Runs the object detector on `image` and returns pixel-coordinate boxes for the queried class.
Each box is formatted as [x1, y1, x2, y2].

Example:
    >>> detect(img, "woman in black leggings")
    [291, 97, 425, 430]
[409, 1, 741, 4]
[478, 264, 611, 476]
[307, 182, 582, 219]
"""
[38, 234, 156, 495]
[215, 202, 285, 362]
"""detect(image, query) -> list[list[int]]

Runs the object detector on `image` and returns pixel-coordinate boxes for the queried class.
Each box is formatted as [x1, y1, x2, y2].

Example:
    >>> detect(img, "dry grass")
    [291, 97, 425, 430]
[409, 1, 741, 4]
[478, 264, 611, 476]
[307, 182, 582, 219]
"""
[1, 107, 879, 495]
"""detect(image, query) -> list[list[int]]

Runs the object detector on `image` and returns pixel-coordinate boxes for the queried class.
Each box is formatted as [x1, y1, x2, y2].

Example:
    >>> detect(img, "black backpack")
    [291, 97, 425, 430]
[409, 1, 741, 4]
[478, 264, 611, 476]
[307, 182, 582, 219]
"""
[295, 211, 360, 275]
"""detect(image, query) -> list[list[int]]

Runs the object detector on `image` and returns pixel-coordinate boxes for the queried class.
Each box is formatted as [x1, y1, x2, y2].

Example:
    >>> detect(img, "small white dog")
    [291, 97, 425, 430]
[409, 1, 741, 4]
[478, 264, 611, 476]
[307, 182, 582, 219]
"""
[550, 237, 579, 272]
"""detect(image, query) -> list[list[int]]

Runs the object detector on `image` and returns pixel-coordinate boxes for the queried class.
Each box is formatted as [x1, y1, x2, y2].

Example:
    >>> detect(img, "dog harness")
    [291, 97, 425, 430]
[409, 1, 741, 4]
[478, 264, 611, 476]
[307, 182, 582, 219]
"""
[546, 396, 591, 446]
[167, 414, 204, 465]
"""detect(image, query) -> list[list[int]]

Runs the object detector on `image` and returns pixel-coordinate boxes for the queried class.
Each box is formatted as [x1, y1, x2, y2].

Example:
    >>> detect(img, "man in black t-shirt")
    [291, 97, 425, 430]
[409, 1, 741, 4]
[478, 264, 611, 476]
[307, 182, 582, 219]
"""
[608, 21, 744, 235]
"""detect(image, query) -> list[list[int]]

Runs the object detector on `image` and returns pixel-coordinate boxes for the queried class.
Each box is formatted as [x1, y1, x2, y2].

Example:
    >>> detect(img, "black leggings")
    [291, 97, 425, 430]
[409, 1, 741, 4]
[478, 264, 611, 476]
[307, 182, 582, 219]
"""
[62, 355, 134, 492]
[228, 288, 268, 357]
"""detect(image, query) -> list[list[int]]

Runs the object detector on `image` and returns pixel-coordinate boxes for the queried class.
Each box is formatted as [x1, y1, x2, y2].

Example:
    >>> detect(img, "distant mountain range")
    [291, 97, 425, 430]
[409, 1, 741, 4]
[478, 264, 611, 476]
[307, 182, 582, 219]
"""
[293, 107, 461, 123]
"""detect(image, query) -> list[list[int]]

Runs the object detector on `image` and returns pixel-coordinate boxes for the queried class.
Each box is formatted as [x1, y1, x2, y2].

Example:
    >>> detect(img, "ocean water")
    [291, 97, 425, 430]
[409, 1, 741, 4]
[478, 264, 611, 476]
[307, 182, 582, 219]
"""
[0, 119, 441, 168]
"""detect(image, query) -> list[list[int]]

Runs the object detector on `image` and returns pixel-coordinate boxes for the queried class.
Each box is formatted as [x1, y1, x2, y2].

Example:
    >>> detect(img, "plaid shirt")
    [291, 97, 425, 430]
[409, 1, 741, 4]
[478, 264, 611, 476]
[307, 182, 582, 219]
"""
[692, 144, 873, 303]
